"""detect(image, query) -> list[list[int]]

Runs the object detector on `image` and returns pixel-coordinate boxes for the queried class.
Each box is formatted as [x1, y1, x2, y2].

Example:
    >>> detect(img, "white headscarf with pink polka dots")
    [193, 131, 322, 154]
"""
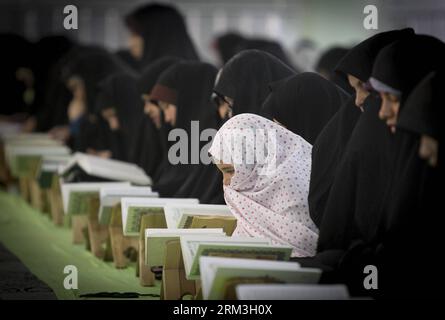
[209, 113, 318, 257]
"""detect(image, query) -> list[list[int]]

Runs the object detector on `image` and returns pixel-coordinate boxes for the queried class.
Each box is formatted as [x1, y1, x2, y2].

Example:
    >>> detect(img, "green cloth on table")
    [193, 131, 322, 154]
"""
[0, 191, 161, 299]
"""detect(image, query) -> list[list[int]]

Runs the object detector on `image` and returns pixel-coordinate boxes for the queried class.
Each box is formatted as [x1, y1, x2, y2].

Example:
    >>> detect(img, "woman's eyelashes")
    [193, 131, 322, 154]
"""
[219, 165, 235, 174]
[215, 163, 235, 186]
[223, 168, 235, 174]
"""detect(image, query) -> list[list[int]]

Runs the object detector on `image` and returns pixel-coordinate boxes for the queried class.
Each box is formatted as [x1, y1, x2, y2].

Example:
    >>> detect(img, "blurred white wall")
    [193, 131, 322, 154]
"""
[1, 0, 444, 66]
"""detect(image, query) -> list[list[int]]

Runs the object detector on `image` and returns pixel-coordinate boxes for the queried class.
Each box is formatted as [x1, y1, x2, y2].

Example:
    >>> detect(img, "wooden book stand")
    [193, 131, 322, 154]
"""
[160, 240, 198, 300]
[72, 214, 88, 244]
[18, 177, 31, 202]
[29, 179, 44, 212]
[108, 204, 138, 269]
[86, 196, 110, 259]
[138, 213, 167, 286]
[71, 194, 96, 245]
[48, 176, 64, 226]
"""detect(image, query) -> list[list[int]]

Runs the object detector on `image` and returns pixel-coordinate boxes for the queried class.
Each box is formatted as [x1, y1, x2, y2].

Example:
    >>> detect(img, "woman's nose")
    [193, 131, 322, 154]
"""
[379, 104, 391, 120]
[355, 94, 364, 108]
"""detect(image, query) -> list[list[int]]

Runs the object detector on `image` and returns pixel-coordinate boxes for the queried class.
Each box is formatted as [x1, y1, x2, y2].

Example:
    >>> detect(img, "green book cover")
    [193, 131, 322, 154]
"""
[98, 206, 113, 225]
[182, 215, 196, 229]
[67, 191, 98, 215]
[189, 245, 292, 280]
[145, 236, 178, 267]
[124, 207, 165, 236]
[12, 155, 42, 178]
[145, 229, 226, 267]
[180, 213, 235, 229]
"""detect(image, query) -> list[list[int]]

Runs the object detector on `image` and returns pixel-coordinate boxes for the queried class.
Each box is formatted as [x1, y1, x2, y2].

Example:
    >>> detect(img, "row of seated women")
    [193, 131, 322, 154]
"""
[3, 4, 442, 299]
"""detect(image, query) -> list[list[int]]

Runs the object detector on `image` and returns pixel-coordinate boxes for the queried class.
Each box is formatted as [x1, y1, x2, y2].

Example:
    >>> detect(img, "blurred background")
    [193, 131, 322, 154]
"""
[1, 0, 445, 68]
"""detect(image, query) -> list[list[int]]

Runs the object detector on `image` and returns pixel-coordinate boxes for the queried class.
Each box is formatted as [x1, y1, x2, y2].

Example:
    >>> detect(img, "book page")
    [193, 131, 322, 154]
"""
[180, 236, 270, 280]
[199, 256, 303, 299]
[61, 182, 130, 214]
[190, 244, 293, 279]
[122, 198, 200, 231]
[145, 229, 225, 267]
[74, 153, 152, 185]
[164, 207, 182, 229]
[199, 257, 320, 300]
[164, 204, 231, 228]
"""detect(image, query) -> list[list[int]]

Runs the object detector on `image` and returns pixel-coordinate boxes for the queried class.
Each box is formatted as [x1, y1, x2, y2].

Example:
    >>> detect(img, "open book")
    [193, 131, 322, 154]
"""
[60, 152, 152, 185]
[61, 182, 131, 215]
[164, 204, 233, 229]
[236, 284, 349, 300]
[4, 143, 70, 178]
[0, 122, 22, 139]
[120, 197, 199, 236]
[180, 236, 295, 280]
[2, 133, 53, 142]
[200, 257, 322, 300]
[145, 228, 226, 267]
[4, 133, 65, 153]
[3, 134, 62, 157]
[98, 186, 158, 225]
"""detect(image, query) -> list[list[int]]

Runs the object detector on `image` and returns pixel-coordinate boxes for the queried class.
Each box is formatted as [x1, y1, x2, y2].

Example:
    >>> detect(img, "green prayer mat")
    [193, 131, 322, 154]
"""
[0, 191, 161, 300]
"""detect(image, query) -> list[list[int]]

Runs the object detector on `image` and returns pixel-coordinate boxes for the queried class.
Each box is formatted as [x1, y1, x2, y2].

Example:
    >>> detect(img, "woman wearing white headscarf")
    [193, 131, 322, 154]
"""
[209, 113, 318, 257]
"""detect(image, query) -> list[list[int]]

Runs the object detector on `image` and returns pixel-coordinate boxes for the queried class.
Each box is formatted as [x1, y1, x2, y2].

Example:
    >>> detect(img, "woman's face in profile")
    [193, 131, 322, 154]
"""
[215, 162, 235, 186]
[378, 91, 400, 133]
[102, 108, 120, 131]
[143, 95, 162, 129]
[347, 74, 369, 111]
[159, 101, 177, 127]
[67, 76, 85, 100]
[67, 76, 86, 121]
[216, 96, 233, 120]
[128, 32, 144, 60]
